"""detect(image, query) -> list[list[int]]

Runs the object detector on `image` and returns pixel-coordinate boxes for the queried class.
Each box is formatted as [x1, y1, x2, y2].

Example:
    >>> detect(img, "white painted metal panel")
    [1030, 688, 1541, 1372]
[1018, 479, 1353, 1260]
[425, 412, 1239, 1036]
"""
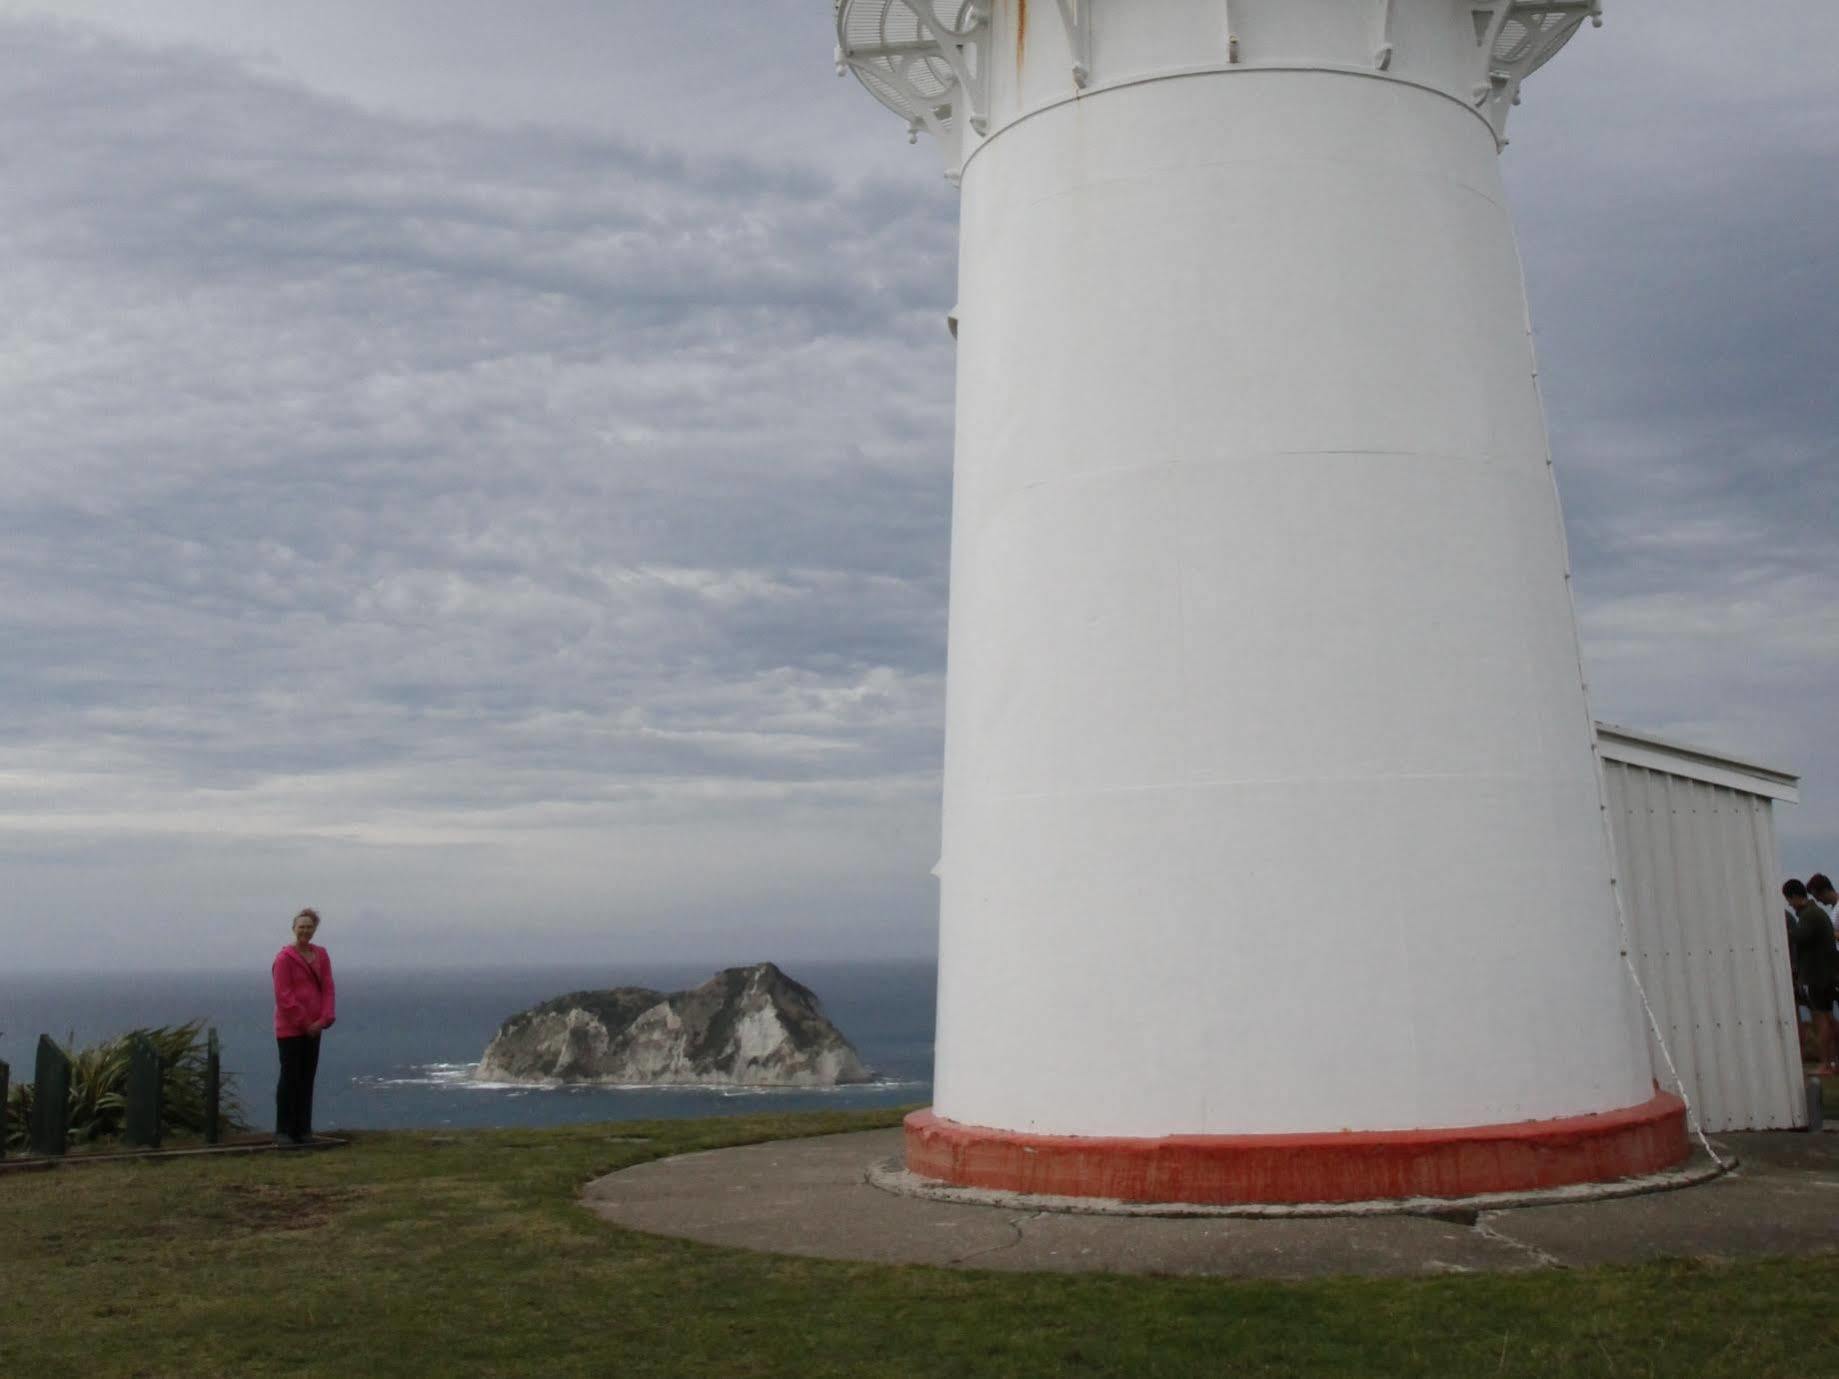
[839, 4, 1799, 1150]
[1603, 754, 1805, 1131]
[919, 0, 1658, 1140]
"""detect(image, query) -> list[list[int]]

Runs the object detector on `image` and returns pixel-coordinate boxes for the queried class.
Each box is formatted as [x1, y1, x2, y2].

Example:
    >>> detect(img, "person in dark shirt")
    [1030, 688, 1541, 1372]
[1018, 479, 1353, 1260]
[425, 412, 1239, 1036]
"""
[1786, 903, 1811, 1052]
[1810, 874, 1839, 1056]
[1810, 873, 1838, 914]
[1784, 879, 1839, 1075]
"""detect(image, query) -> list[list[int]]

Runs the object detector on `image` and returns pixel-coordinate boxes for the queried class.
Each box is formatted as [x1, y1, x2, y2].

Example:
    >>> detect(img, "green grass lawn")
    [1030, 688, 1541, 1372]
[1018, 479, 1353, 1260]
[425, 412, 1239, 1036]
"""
[2, 1108, 1836, 1379]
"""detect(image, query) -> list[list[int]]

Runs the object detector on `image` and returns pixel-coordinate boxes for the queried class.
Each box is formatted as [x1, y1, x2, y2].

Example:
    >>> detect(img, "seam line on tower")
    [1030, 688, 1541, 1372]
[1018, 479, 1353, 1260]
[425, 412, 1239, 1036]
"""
[958, 62, 1504, 180]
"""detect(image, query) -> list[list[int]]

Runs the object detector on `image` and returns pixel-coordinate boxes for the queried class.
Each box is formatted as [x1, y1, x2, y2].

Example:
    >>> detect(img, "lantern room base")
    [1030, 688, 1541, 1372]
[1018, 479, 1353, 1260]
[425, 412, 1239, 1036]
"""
[904, 1093, 1690, 1206]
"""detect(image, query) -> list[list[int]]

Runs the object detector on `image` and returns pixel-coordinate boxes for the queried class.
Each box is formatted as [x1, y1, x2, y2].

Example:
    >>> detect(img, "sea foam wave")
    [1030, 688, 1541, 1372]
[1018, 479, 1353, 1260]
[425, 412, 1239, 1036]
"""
[352, 1063, 927, 1095]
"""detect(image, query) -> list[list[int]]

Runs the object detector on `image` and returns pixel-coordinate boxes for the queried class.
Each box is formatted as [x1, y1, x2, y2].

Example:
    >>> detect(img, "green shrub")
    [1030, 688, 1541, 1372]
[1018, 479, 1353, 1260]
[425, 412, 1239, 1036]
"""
[3, 1021, 242, 1152]
[5, 1078, 32, 1151]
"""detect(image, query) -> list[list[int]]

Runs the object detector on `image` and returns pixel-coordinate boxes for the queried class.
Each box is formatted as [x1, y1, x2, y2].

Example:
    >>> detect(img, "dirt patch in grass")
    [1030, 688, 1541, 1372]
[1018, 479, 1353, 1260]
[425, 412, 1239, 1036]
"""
[218, 1183, 359, 1233]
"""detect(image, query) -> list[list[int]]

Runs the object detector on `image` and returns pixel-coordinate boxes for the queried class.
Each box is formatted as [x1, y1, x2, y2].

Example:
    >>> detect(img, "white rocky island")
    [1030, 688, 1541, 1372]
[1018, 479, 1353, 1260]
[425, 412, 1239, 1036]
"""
[472, 963, 871, 1087]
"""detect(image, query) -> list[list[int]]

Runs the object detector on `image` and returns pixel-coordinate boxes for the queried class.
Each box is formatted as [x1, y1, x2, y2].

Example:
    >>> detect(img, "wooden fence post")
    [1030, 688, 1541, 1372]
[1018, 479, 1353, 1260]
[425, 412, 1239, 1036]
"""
[125, 1035, 163, 1149]
[0, 1058, 9, 1160]
[205, 1028, 222, 1146]
[29, 1036, 70, 1157]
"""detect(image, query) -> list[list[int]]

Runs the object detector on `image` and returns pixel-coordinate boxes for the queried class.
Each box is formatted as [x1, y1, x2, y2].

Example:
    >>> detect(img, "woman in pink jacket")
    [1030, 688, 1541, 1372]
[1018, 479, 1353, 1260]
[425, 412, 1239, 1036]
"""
[272, 907, 336, 1146]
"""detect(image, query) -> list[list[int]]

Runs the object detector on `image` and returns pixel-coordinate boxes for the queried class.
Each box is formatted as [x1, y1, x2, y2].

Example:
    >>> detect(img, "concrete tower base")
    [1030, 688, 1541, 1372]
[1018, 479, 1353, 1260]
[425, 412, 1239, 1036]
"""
[906, 1096, 1689, 1206]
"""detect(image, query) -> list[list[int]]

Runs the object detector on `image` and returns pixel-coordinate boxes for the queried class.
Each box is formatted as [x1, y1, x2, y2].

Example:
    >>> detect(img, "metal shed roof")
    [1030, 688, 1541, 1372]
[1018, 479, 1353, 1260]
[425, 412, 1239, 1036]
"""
[1595, 722, 1801, 805]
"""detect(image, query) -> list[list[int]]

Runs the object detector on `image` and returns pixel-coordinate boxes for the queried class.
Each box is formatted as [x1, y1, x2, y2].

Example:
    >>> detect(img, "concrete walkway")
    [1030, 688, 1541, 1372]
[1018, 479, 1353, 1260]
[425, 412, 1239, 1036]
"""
[582, 1128, 1839, 1279]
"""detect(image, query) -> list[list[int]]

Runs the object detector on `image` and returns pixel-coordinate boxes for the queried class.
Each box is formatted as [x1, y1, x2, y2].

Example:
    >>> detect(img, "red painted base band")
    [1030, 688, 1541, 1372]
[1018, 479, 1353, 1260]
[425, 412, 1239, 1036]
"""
[905, 1092, 1690, 1205]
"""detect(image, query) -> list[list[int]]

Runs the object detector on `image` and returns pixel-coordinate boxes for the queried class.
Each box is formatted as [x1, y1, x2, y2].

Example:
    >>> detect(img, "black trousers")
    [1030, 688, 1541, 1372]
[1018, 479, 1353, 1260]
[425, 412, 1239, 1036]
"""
[276, 1034, 321, 1142]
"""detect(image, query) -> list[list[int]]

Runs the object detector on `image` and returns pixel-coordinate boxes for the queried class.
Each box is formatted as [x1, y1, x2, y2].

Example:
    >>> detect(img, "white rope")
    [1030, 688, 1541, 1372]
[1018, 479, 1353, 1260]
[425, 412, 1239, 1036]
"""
[1613, 899, 1730, 1168]
[1572, 572, 1729, 1170]
[1522, 289, 1730, 1172]
[1567, 559, 1729, 1168]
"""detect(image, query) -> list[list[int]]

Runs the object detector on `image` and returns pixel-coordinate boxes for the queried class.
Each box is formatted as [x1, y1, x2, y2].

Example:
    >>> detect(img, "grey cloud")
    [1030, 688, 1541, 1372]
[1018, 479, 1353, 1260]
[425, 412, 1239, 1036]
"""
[3, 5, 1836, 967]
[1499, 2, 1839, 869]
[0, 21, 956, 964]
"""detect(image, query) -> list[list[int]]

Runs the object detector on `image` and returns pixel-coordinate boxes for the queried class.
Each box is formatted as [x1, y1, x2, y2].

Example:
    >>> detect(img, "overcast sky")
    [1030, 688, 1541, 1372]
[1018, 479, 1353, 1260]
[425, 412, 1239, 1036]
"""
[2, 2, 1834, 974]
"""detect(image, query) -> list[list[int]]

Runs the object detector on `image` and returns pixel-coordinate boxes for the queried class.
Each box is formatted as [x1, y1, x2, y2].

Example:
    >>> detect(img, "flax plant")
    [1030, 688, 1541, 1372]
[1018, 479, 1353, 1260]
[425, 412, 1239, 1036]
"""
[3, 1021, 241, 1151]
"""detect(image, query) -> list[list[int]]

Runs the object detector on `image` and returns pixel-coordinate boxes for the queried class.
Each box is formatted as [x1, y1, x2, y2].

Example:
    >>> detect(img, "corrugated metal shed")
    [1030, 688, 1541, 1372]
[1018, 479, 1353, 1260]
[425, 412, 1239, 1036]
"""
[1597, 722, 1806, 1131]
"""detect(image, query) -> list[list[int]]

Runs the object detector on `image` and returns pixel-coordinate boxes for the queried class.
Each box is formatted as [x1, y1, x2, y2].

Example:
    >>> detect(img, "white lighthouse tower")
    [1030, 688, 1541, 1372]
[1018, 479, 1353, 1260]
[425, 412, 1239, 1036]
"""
[836, 0, 1687, 1203]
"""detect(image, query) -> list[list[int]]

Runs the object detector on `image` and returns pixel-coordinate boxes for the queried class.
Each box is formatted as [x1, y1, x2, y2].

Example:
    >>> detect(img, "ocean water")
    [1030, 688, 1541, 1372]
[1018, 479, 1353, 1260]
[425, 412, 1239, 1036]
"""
[0, 961, 935, 1132]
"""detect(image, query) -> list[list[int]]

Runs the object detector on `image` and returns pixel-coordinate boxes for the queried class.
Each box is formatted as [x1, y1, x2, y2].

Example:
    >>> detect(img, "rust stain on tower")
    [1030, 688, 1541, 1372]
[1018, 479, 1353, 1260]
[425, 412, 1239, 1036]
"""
[1015, 0, 1027, 76]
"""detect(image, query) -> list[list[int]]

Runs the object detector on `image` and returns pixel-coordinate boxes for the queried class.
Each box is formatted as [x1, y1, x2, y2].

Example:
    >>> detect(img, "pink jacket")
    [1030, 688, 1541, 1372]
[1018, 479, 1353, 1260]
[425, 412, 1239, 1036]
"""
[272, 944, 337, 1038]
